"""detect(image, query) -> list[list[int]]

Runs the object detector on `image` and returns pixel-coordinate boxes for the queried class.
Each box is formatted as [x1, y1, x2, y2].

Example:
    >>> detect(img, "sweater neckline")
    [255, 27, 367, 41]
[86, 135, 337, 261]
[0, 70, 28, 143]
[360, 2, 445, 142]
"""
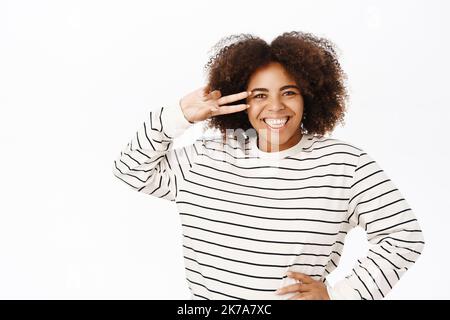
[248, 132, 313, 160]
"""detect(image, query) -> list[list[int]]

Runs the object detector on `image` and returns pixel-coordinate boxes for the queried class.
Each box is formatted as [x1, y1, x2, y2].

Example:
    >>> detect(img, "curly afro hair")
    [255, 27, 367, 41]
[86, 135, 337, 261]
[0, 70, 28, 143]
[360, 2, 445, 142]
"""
[202, 31, 348, 139]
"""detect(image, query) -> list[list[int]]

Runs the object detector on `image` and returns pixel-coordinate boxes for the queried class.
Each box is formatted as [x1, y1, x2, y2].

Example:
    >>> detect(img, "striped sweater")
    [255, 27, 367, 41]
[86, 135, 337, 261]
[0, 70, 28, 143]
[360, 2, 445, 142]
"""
[112, 103, 425, 300]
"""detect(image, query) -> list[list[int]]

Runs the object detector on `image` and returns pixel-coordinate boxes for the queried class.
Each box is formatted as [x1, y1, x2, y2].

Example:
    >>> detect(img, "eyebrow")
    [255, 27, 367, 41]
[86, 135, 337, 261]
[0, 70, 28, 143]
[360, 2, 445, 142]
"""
[250, 85, 300, 93]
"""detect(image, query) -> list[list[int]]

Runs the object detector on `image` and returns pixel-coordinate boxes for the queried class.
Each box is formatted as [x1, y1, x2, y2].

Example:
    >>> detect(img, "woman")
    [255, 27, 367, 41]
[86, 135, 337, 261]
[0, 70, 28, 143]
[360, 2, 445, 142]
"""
[112, 31, 425, 300]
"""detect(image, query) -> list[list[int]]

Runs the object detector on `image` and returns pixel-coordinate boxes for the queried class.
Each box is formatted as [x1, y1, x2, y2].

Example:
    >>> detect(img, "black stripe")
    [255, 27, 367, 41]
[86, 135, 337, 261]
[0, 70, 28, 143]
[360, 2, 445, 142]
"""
[376, 236, 424, 245]
[179, 189, 347, 212]
[122, 154, 165, 171]
[363, 202, 408, 228]
[359, 263, 384, 298]
[143, 119, 156, 151]
[184, 244, 292, 268]
[380, 244, 392, 254]
[285, 151, 360, 162]
[185, 256, 283, 279]
[158, 107, 164, 131]
[367, 256, 392, 289]
[301, 141, 363, 153]
[355, 288, 366, 300]
[186, 278, 243, 299]
[346, 188, 399, 223]
[183, 146, 192, 168]
[182, 224, 344, 247]
[180, 212, 339, 236]
[183, 234, 333, 258]
[144, 176, 162, 194]
[113, 172, 139, 189]
[136, 149, 152, 159]
[196, 163, 354, 181]
[177, 201, 344, 224]
[119, 157, 137, 171]
[191, 166, 352, 190]
[194, 144, 357, 171]
[185, 254, 322, 282]
[349, 179, 391, 205]
[159, 189, 171, 198]
[188, 268, 275, 292]
[359, 200, 408, 226]
[367, 219, 417, 235]
[302, 138, 337, 150]
[200, 137, 251, 144]
[351, 169, 384, 190]
[117, 158, 162, 185]
[393, 269, 400, 281]
[354, 153, 368, 170]
[164, 154, 172, 170]
[192, 293, 209, 300]
[122, 152, 140, 166]
[149, 110, 155, 130]
[182, 174, 349, 201]
[136, 175, 159, 193]
[330, 259, 338, 268]
[355, 159, 374, 173]
[396, 252, 415, 263]
[369, 249, 400, 269]
[331, 250, 341, 257]
[353, 267, 374, 300]
[136, 131, 142, 149]
[174, 174, 178, 199]
[203, 146, 258, 159]
[114, 160, 147, 183]
[384, 240, 422, 255]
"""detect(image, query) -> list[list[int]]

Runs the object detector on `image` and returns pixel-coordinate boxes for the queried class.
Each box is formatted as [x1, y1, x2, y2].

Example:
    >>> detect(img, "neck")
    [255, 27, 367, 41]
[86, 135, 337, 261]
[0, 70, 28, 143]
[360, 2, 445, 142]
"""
[257, 131, 302, 152]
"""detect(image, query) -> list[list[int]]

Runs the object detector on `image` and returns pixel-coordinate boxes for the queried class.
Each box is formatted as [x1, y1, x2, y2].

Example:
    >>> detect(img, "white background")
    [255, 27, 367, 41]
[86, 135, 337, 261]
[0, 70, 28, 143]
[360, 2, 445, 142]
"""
[1, 0, 448, 299]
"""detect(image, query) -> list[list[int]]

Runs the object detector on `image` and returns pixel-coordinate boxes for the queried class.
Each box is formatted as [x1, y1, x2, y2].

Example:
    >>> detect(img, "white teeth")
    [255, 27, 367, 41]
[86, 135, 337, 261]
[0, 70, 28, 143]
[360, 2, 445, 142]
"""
[264, 117, 288, 128]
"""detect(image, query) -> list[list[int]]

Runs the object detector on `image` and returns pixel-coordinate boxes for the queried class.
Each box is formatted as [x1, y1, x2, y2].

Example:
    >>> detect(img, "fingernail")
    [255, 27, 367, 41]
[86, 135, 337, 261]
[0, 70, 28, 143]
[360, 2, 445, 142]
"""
[286, 271, 292, 276]
[246, 104, 250, 108]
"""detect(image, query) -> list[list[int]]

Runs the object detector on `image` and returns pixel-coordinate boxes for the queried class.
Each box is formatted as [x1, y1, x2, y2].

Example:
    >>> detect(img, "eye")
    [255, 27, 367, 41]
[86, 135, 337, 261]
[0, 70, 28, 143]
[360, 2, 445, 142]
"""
[284, 91, 296, 96]
[254, 93, 266, 99]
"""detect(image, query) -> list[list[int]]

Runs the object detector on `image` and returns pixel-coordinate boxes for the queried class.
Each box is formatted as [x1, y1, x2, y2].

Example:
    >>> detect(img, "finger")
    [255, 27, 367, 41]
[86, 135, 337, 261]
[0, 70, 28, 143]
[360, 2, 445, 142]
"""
[286, 271, 314, 284]
[275, 283, 311, 295]
[288, 293, 313, 300]
[208, 90, 222, 100]
[212, 103, 249, 116]
[217, 91, 250, 106]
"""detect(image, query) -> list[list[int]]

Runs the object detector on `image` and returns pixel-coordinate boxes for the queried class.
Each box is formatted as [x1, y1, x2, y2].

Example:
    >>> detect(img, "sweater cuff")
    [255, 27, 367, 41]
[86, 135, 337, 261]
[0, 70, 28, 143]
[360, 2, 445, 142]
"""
[161, 101, 194, 139]
[325, 278, 361, 300]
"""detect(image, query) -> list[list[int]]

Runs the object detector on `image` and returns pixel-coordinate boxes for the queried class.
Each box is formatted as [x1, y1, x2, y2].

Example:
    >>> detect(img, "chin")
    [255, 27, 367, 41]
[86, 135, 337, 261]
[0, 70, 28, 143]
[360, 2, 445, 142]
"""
[263, 135, 293, 147]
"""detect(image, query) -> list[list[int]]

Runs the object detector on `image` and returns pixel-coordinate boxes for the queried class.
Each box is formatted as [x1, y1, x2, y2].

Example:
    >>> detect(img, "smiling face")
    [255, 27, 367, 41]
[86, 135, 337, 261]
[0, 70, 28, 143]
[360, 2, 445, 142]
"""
[245, 61, 304, 152]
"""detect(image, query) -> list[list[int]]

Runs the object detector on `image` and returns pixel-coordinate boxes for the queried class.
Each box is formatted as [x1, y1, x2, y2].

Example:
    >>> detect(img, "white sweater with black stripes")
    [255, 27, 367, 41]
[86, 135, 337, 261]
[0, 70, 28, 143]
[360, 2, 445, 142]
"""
[112, 103, 425, 300]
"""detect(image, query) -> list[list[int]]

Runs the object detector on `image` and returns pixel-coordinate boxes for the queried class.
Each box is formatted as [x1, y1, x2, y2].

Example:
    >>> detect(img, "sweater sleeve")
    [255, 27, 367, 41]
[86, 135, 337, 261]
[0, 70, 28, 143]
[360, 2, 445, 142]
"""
[326, 151, 426, 300]
[112, 103, 194, 201]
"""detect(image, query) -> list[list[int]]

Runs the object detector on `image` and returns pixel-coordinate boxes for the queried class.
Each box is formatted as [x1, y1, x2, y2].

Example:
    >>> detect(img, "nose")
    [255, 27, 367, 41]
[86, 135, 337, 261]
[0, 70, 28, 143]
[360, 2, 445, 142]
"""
[266, 96, 285, 111]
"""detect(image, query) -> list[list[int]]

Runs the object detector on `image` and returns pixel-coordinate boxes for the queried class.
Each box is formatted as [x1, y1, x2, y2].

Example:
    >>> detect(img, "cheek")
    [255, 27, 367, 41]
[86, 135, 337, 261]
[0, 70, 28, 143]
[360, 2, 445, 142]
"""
[247, 109, 262, 125]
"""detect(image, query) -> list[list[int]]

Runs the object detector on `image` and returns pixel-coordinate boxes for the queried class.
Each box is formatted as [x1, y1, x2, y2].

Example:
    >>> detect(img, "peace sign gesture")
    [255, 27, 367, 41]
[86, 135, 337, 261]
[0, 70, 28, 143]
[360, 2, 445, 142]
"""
[179, 85, 251, 123]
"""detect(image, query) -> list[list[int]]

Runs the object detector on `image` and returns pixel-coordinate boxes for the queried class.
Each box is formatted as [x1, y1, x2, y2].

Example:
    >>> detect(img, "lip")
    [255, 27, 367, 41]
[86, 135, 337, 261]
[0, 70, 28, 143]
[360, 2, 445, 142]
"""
[261, 116, 291, 131]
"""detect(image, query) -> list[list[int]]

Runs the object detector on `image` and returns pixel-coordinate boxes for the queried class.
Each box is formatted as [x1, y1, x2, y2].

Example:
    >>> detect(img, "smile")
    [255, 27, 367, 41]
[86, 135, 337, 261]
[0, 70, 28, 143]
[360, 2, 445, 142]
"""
[263, 117, 290, 130]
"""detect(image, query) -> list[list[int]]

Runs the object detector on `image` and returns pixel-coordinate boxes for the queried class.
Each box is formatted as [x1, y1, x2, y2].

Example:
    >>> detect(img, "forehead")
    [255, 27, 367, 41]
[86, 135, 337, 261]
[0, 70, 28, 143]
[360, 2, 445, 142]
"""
[248, 62, 296, 87]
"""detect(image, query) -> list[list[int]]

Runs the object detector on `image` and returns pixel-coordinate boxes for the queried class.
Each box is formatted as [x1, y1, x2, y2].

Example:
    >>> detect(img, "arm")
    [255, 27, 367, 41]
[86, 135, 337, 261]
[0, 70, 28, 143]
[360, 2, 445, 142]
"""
[326, 151, 426, 300]
[112, 102, 194, 201]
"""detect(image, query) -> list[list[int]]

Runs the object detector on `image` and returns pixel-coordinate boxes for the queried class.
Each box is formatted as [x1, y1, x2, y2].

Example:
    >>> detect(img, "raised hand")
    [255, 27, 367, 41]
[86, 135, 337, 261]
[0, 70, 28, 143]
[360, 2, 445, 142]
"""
[179, 85, 251, 123]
